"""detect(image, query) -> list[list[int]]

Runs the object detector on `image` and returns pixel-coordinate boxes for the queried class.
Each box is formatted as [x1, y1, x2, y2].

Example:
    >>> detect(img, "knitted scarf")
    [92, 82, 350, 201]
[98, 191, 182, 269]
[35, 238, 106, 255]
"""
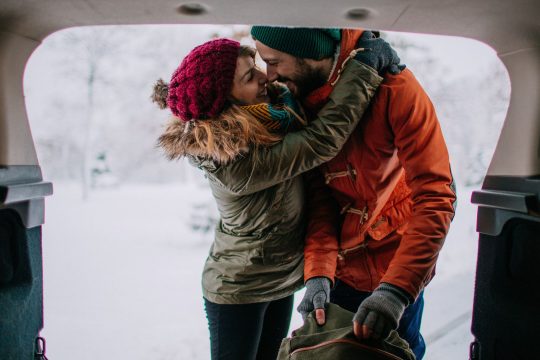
[240, 85, 306, 134]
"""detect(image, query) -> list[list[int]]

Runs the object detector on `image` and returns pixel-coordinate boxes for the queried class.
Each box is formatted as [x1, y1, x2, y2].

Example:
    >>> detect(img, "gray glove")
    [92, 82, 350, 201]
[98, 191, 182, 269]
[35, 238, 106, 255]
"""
[353, 283, 410, 340]
[354, 31, 406, 76]
[297, 277, 332, 320]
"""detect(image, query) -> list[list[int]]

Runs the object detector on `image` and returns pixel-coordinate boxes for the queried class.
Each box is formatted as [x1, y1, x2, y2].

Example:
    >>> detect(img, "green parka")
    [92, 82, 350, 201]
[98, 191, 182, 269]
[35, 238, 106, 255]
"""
[159, 60, 382, 304]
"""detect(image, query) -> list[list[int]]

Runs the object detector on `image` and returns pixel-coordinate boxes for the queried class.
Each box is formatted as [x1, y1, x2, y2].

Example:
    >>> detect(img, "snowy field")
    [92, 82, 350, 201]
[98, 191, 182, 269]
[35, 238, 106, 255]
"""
[41, 182, 478, 360]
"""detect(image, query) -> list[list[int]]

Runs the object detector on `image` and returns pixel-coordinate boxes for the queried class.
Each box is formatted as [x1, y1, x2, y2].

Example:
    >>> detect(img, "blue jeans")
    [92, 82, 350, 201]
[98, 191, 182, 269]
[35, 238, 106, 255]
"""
[204, 295, 294, 360]
[330, 280, 426, 359]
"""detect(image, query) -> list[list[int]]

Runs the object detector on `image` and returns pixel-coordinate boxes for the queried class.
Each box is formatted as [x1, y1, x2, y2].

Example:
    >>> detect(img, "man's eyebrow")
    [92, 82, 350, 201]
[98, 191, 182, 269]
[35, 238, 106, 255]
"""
[261, 56, 278, 63]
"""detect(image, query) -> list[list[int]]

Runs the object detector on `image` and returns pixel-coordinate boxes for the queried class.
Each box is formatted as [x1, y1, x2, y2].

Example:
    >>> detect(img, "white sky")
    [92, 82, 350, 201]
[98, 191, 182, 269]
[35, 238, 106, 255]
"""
[398, 32, 500, 77]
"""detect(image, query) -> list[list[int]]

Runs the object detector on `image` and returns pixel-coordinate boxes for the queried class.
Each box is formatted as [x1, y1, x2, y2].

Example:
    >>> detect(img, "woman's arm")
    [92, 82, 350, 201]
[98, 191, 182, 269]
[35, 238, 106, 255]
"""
[207, 60, 382, 195]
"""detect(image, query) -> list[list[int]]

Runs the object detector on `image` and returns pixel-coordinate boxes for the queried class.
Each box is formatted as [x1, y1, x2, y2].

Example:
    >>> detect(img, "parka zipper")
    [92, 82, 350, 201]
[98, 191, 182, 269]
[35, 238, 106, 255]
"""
[363, 241, 374, 289]
[327, 160, 374, 285]
[289, 338, 403, 359]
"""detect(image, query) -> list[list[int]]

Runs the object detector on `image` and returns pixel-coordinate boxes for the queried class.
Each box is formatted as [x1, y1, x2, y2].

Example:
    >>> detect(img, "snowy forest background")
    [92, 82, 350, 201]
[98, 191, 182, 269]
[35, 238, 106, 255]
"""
[23, 25, 510, 359]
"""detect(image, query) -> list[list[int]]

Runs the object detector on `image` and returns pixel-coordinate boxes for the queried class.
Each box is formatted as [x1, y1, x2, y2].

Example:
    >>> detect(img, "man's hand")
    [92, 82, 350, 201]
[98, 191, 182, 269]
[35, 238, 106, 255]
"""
[354, 31, 406, 76]
[297, 277, 332, 325]
[353, 283, 410, 340]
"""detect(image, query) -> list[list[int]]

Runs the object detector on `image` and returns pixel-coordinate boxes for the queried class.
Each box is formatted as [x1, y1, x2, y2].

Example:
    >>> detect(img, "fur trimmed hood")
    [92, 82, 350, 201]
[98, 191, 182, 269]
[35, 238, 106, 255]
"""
[157, 116, 250, 164]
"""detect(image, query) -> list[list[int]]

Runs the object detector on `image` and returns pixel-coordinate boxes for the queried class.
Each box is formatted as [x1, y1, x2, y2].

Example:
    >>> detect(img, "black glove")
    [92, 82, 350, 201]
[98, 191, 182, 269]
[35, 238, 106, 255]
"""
[353, 283, 410, 340]
[297, 277, 332, 321]
[354, 31, 406, 76]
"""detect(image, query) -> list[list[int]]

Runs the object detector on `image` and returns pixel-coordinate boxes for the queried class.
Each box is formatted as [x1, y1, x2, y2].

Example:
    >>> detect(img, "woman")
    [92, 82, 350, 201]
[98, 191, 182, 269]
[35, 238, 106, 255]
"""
[152, 38, 388, 360]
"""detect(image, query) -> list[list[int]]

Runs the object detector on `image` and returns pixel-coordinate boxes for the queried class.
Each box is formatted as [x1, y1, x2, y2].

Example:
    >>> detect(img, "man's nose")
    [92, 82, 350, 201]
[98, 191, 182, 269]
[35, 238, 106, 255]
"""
[266, 66, 279, 82]
[256, 70, 268, 85]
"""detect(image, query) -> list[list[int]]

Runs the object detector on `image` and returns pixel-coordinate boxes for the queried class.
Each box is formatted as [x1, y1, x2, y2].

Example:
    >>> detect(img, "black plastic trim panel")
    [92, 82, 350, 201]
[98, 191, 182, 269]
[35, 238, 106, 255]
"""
[471, 175, 540, 236]
[0, 166, 53, 228]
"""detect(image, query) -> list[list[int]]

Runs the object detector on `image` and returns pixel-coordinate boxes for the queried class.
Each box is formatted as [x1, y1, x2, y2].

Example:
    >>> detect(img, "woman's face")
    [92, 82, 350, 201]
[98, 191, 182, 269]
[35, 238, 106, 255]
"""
[230, 55, 270, 105]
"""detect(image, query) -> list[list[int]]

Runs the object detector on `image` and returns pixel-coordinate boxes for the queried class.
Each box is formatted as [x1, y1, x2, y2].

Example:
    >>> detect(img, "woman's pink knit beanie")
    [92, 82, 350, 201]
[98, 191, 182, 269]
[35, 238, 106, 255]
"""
[167, 38, 240, 121]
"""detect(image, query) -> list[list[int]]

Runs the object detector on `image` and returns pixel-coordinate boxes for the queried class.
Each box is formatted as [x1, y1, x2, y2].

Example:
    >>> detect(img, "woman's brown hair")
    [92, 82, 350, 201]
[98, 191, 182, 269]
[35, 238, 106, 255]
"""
[153, 44, 283, 163]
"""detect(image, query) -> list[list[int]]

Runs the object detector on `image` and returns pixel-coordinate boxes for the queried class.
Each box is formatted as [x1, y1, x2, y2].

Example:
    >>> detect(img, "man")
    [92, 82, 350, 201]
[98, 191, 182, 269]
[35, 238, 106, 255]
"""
[251, 26, 456, 359]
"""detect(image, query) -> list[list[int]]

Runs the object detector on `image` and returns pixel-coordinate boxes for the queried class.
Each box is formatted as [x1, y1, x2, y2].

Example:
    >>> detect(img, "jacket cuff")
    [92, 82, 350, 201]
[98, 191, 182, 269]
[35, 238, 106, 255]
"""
[377, 282, 413, 306]
[304, 259, 337, 285]
[381, 265, 425, 301]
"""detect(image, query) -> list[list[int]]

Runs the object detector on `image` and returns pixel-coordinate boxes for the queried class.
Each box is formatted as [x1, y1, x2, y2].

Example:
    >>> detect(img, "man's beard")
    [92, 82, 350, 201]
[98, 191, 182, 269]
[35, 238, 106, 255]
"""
[278, 59, 328, 99]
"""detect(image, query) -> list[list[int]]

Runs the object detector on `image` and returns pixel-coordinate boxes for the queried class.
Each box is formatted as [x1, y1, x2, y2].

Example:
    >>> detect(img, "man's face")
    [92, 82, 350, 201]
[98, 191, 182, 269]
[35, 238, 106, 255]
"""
[255, 41, 328, 98]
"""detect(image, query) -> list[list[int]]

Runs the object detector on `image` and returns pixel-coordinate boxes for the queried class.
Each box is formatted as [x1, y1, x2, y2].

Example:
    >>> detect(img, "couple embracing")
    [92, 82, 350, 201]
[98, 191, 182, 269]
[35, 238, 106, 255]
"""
[152, 26, 456, 360]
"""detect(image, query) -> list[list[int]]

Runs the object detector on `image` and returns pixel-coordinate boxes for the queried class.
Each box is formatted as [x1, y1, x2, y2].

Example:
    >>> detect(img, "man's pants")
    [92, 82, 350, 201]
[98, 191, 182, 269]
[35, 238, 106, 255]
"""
[204, 295, 294, 360]
[330, 280, 426, 359]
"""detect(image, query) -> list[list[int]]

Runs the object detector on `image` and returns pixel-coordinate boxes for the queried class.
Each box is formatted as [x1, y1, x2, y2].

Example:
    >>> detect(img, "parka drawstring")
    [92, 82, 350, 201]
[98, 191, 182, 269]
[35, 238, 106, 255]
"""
[330, 47, 369, 86]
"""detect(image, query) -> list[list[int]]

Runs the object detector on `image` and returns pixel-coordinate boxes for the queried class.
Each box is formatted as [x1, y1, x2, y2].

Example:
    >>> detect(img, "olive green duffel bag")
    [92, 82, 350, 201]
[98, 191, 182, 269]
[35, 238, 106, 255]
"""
[277, 303, 416, 360]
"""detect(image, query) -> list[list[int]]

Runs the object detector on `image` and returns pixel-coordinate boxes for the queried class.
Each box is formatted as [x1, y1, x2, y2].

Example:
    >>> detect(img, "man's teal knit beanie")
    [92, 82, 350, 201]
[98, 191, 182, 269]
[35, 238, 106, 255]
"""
[250, 26, 341, 60]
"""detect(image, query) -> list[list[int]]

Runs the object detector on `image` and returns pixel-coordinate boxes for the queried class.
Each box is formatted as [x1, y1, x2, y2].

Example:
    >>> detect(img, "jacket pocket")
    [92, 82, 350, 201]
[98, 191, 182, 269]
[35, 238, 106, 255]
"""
[367, 196, 412, 241]
[211, 227, 263, 265]
[261, 231, 304, 265]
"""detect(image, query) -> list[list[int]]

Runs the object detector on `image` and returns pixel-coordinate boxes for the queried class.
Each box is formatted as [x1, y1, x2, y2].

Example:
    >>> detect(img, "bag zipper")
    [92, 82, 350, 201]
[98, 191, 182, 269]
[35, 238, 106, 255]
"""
[290, 338, 404, 359]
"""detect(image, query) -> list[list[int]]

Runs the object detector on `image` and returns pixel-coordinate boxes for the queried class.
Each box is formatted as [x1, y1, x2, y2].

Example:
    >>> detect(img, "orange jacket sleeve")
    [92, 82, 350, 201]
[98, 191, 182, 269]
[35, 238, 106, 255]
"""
[381, 70, 457, 299]
[303, 168, 341, 283]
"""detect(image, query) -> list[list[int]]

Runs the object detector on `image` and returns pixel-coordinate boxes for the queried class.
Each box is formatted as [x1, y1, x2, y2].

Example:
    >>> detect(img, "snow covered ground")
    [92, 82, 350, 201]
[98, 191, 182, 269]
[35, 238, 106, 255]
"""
[40, 181, 478, 359]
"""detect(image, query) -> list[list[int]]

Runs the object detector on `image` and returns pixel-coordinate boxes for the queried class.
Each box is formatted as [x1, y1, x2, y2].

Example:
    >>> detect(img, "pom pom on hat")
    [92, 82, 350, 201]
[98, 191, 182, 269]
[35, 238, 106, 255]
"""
[151, 79, 169, 110]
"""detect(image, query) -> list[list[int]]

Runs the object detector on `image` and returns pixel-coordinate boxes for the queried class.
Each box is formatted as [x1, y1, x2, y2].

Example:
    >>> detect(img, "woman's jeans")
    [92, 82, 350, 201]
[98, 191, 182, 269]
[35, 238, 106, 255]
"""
[204, 295, 294, 360]
[330, 280, 426, 359]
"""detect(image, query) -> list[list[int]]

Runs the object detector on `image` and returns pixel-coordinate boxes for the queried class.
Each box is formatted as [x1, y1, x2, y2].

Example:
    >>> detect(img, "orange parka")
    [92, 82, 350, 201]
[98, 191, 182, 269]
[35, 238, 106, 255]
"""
[303, 29, 456, 300]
